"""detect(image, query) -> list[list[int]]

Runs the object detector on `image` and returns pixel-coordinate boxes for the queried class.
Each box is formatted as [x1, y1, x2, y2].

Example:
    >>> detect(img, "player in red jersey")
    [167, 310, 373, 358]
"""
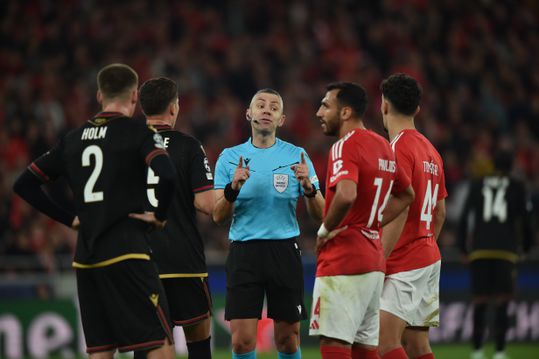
[378, 74, 447, 359]
[309, 82, 414, 359]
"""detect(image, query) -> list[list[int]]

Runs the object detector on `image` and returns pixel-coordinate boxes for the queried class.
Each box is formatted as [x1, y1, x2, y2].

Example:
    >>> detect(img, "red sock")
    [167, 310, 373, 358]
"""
[352, 346, 381, 359]
[415, 354, 434, 359]
[321, 345, 352, 359]
[382, 347, 408, 359]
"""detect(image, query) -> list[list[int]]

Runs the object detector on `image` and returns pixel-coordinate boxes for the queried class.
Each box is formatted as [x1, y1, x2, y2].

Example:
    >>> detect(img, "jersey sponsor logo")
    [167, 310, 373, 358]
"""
[153, 134, 166, 149]
[273, 173, 289, 193]
[330, 170, 349, 183]
[81, 126, 107, 140]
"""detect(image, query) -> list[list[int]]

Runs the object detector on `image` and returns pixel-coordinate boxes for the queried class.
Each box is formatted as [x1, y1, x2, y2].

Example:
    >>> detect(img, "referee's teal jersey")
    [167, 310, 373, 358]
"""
[214, 138, 319, 241]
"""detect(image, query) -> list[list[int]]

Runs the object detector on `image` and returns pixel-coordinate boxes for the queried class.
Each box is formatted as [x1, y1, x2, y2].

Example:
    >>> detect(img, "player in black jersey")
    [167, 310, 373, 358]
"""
[13, 64, 177, 359]
[134, 77, 215, 359]
[459, 150, 533, 359]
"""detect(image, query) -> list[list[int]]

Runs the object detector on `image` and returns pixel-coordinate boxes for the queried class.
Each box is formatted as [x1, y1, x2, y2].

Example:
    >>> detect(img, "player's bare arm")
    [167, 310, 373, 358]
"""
[291, 152, 325, 222]
[381, 208, 409, 258]
[433, 198, 446, 241]
[380, 185, 415, 227]
[194, 190, 215, 216]
[316, 179, 355, 252]
[212, 156, 250, 224]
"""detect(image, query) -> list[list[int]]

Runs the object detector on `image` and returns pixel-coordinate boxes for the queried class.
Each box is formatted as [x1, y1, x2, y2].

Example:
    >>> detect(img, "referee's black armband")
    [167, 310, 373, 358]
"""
[149, 154, 177, 221]
[13, 169, 75, 227]
[224, 183, 240, 202]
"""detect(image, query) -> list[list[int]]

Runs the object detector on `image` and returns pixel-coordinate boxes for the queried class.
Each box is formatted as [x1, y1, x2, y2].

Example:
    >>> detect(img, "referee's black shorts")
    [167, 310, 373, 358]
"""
[225, 238, 307, 322]
[76, 260, 173, 354]
[470, 259, 516, 296]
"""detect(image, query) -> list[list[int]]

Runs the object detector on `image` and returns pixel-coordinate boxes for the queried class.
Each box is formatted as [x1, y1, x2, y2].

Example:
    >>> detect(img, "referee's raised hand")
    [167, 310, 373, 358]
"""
[232, 156, 250, 191]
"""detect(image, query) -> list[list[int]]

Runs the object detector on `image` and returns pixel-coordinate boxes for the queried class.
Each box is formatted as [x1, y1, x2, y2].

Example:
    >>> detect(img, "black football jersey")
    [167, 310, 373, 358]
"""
[459, 175, 533, 260]
[30, 112, 168, 266]
[145, 125, 213, 276]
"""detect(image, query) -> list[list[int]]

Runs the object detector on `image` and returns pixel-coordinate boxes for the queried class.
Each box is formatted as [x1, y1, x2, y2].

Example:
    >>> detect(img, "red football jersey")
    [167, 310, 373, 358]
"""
[316, 129, 410, 277]
[386, 129, 448, 275]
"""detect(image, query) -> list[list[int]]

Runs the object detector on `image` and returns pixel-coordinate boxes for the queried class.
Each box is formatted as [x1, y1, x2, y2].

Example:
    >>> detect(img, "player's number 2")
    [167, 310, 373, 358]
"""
[82, 145, 104, 203]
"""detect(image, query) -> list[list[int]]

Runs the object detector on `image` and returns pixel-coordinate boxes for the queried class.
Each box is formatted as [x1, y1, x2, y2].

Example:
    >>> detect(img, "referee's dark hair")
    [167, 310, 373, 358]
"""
[139, 77, 179, 116]
[326, 82, 368, 118]
[380, 73, 422, 116]
[97, 63, 138, 100]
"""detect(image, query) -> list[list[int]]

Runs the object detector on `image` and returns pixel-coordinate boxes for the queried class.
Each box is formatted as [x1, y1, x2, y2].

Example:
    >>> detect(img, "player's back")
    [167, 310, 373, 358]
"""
[61, 113, 164, 264]
[146, 126, 213, 275]
[318, 129, 400, 277]
[465, 175, 528, 254]
[387, 129, 447, 274]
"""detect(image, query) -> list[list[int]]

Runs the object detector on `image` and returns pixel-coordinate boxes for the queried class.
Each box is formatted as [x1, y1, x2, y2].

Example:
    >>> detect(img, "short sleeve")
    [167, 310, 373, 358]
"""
[327, 140, 359, 189]
[140, 129, 168, 165]
[214, 150, 231, 189]
[189, 141, 214, 193]
[29, 140, 64, 183]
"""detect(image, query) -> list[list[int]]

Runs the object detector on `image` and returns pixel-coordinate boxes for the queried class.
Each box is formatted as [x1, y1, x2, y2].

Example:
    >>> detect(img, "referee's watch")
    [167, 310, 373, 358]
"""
[304, 185, 317, 198]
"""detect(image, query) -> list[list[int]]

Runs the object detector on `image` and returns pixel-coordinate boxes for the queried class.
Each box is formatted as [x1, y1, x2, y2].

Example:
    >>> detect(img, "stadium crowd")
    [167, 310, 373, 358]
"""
[1, 0, 538, 274]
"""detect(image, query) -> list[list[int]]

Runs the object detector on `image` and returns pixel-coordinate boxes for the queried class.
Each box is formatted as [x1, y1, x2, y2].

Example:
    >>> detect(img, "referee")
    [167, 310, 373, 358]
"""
[213, 88, 325, 359]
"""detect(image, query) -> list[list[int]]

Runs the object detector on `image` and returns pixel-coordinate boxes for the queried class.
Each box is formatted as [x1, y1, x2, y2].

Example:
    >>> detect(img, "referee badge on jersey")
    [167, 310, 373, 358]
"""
[273, 173, 289, 193]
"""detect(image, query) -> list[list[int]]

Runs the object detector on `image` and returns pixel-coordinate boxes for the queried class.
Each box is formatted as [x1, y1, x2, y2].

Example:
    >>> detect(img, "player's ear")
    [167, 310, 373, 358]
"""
[131, 87, 138, 104]
[96, 90, 103, 105]
[246, 108, 252, 121]
[278, 114, 286, 127]
[382, 99, 389, 115]
[341, 106, 352, 121]
[414, 105, 420, 117]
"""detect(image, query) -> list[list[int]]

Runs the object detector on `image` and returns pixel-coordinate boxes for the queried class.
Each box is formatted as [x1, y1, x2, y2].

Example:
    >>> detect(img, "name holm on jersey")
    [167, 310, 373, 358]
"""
[81, 127, 107, 140]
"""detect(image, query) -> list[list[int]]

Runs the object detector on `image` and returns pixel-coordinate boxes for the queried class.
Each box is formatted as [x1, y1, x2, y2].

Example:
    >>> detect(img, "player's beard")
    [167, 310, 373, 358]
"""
[322, 116, 339, 137]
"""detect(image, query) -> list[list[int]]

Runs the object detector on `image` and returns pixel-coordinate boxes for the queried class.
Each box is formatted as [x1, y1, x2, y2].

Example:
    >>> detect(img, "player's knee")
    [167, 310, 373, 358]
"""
[274, 331, 299, 353]
[231, 333, 257, 353]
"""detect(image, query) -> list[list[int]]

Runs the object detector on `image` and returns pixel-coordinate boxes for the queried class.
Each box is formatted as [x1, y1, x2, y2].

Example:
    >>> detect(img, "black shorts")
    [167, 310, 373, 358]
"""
[161, 277, 212, 326]
[470, 259, 516, 296]
[76, 260, 174, 353]
[225, 239, 306, 322]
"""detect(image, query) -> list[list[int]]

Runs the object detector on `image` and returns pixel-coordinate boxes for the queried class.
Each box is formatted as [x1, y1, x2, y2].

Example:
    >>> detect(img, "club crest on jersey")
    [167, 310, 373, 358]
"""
[153, 134, 166, 149]
[273, 174, 288, 193]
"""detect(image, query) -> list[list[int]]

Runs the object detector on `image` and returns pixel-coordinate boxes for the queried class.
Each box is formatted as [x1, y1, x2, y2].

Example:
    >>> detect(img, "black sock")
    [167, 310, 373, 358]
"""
[133, 350, 148, 359]
[473, 303, 487, 350]
[187, 336, 212, 359]
[494, 302, 509, 352]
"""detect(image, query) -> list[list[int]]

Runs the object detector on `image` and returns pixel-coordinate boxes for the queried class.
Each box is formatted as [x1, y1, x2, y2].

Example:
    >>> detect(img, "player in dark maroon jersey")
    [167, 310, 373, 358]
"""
[13, 64, 176, 359]
[134, 77, 215, 359]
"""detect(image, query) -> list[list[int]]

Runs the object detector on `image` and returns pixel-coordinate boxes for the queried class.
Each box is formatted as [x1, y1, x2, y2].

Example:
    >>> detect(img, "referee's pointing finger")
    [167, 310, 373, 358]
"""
[237, 156, 243, 168]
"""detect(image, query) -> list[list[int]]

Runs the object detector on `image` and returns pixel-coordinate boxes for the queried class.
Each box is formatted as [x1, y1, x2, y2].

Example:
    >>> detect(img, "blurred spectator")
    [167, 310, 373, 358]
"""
[1, 0, 538, 275]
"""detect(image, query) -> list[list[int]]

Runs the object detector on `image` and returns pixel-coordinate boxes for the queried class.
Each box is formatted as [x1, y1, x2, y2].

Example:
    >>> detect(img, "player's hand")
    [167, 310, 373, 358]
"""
[71, 216, 80, 230]
[129, 211, 167, 230]
[291, 153, 313, 193]
[232, 156, 250, 191]
[315, 226, 348, 255]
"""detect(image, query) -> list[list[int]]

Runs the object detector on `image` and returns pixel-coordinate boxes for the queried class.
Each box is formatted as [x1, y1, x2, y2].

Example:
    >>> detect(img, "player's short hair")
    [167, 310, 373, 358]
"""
[494, 150, 513, 173]
[326, 82, 367, 118]
[250, 88, 284, 111]
[139, 77, 179, 116]
[380, 73, 422, 116]
[97, 63, 138, 100]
